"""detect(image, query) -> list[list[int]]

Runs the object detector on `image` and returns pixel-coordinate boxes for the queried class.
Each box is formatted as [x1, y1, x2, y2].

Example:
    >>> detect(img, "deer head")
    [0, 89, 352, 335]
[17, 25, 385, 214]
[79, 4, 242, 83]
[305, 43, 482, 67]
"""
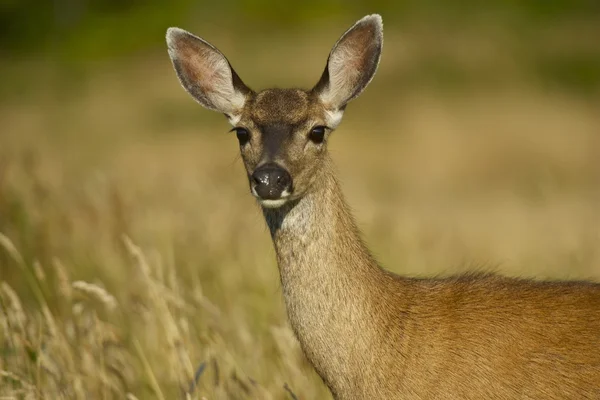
[166, 15, 383, 208]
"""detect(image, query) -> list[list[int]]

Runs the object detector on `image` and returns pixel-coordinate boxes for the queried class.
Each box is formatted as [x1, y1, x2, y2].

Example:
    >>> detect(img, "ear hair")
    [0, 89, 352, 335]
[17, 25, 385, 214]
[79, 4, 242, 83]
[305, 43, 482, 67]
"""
[166, 28, 252, 122]
[313, 14, 383, 111]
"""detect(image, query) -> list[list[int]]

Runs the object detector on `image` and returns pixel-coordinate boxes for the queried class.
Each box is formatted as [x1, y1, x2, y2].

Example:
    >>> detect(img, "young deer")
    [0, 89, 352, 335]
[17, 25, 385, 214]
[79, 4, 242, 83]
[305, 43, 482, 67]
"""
[166, 15, 600, 399]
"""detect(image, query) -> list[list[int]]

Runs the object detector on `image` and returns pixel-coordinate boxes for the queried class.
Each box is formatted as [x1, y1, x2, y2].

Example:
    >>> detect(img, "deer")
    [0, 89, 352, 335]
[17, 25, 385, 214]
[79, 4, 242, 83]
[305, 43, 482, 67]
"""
[166, 14, 600, 400]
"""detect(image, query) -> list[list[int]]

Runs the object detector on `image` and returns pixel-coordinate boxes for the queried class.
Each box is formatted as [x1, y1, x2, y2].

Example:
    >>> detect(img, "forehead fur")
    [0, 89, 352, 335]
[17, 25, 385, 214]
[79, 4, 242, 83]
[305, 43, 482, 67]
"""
[248, 89, 314, 125]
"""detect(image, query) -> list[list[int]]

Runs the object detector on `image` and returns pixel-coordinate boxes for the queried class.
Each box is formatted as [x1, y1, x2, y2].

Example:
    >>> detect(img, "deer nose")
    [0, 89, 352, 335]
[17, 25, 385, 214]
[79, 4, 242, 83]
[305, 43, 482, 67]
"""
[251, 163, 292, 200]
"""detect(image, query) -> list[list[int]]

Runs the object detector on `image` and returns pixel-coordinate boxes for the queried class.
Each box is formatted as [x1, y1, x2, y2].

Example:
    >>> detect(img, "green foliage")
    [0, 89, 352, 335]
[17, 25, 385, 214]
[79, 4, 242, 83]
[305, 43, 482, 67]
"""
[1, 0, 599, 55]
[535, 52, 600, 95]
[1, 1, 599, 94]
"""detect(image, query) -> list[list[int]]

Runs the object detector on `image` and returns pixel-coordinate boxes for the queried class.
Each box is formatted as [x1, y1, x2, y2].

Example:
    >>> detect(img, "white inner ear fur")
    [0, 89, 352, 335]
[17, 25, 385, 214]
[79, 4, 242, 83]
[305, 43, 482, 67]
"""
[227, 113, 242, 126]
[324, 109, 344, 129]
[316, 14, 382, 111]
[200, 51, 246, 114]
[167, 28, 247, 116]
[319, 46, 362, 108]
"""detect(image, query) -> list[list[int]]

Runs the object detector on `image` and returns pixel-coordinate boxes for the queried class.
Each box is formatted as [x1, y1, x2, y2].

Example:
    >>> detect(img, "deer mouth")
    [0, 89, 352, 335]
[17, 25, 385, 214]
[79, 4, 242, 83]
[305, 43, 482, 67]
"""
[251, 187, 292, 208]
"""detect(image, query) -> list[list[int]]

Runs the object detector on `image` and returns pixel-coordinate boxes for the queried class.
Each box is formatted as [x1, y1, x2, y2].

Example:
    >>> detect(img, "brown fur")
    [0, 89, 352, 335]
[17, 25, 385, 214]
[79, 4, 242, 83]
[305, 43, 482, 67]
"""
[166, 15, 600, 399]
[264, 163, 600, 399]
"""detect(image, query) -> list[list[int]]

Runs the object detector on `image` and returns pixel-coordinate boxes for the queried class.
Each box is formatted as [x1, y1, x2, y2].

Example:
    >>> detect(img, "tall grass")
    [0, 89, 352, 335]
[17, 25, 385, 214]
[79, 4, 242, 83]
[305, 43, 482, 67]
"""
[1, 23, 599, 398]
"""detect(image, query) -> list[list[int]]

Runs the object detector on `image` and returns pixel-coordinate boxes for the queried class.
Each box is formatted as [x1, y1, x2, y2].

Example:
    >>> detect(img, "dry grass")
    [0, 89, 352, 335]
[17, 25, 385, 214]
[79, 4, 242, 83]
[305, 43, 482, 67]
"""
[1, 25, 600, 399]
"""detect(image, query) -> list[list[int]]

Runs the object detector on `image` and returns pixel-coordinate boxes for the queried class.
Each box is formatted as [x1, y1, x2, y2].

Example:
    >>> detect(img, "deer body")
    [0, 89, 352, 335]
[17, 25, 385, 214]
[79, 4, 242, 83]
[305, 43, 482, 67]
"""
[166, 15, 600, 399]
[266, 156, 600, 399]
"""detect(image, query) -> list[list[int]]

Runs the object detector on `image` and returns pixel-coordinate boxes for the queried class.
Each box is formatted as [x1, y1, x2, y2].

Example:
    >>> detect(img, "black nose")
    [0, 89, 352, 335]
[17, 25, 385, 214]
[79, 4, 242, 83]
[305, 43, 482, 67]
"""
[251, 163, 292, 200]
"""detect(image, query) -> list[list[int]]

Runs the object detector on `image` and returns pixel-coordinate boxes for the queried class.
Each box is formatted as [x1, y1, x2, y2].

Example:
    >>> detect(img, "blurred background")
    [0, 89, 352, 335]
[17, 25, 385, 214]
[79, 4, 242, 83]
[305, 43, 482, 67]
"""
[1, 1, 599, 398]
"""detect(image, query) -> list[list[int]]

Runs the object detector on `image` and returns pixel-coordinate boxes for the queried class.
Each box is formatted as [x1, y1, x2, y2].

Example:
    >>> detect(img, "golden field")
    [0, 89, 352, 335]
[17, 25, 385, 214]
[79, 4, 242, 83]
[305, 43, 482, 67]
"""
[1, 20, 600, 399]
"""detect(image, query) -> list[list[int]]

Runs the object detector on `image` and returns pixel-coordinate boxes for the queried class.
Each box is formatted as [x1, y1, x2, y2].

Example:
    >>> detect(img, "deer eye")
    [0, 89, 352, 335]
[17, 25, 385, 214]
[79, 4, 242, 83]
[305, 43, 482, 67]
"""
[309, 126, 327, 144]
[232, 127, 250, 146]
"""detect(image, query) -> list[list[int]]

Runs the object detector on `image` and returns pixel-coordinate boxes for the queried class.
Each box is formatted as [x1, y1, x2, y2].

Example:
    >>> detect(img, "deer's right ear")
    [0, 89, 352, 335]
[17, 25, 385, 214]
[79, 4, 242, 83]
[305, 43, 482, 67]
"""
[166, 28, 251, 122]
[313, 15, 383, 111]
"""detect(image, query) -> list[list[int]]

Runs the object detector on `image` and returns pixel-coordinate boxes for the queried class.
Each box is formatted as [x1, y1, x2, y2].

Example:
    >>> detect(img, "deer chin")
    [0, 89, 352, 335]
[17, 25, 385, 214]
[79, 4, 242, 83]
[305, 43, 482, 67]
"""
[258, 198, 289, 208]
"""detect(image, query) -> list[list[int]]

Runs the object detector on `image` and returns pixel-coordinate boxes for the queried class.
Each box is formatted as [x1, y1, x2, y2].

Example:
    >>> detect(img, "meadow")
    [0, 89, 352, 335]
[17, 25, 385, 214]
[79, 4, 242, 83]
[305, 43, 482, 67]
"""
[1, 15, 600, 399]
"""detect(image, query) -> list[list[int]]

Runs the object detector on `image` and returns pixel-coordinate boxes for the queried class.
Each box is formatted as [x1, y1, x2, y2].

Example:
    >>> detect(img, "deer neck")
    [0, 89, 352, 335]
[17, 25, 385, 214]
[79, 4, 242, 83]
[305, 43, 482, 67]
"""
[262, 158, 388, 392]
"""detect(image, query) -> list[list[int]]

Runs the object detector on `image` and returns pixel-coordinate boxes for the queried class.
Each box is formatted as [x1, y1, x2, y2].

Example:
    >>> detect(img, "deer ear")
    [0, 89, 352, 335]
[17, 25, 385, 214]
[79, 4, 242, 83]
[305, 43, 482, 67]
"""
[313, 15, 383, 110]
[166, 28, 251, 122]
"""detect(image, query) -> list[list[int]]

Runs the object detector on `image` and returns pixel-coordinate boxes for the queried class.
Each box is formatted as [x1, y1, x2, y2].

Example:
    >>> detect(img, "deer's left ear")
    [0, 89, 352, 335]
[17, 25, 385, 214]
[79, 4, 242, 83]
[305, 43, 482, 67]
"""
[166, 28, 252, 122]
[312, 15, 383, 111]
